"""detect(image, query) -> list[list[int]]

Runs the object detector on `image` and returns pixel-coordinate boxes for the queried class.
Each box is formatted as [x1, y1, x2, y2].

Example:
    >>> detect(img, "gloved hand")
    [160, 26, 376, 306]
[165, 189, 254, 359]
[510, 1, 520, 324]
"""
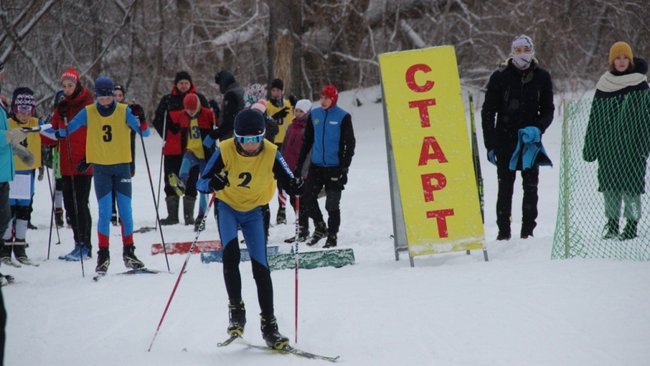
[288, 95, 297, 108]
[210, 172, 229, 192]
[12, 144, 35, 166]
[77, 159, 91, 173]
[57, 100, 68, 117]
[5, 128, 27, 145]
[330, 168, 348, 189]
[272, 107, 289, 121]
[209, 99, 220, 117]
[487, 150, 497, 166]
[338, 168, 348, 186]
[287, 176, 304, 195]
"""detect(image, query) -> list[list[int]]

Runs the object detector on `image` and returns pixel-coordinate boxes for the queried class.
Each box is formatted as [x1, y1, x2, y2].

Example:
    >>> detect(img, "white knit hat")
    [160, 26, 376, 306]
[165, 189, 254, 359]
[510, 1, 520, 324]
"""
[295, 99, 312, 113]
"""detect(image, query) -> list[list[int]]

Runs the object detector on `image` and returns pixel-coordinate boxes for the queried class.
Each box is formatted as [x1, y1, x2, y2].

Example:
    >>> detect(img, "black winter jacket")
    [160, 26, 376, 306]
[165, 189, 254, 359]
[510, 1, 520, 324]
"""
[481, 59, 554, 155]
[212, 71, 245, 141]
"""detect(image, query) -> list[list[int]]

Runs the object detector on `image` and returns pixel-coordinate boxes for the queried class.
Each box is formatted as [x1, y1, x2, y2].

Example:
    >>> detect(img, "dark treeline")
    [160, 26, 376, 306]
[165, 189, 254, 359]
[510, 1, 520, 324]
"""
[1, 0, 648, 116]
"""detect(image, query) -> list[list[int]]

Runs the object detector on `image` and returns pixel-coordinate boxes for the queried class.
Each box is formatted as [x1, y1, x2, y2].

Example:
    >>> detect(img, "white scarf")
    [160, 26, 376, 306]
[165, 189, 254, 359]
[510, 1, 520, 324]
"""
[596, 72, 648, 92]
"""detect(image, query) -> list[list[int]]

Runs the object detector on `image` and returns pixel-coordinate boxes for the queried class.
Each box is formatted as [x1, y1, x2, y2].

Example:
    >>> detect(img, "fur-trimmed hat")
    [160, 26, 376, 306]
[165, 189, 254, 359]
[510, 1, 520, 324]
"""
[11, 87, 36, 116]
[609, 41, 633, 65]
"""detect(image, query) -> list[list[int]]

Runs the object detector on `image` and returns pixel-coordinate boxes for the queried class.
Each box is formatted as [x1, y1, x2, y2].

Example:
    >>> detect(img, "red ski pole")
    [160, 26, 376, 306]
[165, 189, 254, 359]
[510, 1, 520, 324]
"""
[147, 192, 217, 352]
[294, 195, 300, 344]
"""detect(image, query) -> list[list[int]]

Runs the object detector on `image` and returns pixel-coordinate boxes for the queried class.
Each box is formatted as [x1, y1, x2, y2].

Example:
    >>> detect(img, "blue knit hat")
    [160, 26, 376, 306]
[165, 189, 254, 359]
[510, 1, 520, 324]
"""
[94, 76, 114, 97]
[234, 109, 265, 136]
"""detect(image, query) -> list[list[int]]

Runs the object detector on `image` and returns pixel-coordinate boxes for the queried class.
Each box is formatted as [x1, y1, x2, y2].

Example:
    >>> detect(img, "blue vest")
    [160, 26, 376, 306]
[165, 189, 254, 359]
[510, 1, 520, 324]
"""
[0, 106, 15, 183]
[310, 105, 347, 167]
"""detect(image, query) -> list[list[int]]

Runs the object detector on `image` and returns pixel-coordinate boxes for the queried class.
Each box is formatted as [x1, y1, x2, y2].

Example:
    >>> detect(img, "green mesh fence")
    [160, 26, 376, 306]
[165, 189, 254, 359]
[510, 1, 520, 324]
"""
[552, 91, 650, 261]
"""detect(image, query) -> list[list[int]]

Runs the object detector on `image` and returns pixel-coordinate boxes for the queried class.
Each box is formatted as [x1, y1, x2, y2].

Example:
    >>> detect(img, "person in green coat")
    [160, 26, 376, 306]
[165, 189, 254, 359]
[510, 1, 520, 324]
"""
[583, 41, 650, 240]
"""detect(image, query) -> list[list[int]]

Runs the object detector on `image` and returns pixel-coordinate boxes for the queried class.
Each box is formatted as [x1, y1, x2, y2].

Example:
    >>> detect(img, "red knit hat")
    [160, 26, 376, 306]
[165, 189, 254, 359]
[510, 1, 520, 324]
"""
[183, 93, 200, 113]
[61, 68, 79, 84]
[320, 84, 338, 106]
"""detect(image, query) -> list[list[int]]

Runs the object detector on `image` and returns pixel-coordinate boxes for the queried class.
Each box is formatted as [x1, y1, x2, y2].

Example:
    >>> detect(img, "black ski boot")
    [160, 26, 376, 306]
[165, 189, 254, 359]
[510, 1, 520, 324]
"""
[96, 248, 110, 274]
[323, 233, 337, 248]
[619, 220, 637, 240]
[496, 231, 511, 241]
[276, 206, 286, 225]
[284, 229, 309, 243]
[12, 241, 31, 264]
[260, 315, 289, 350]
[123, 245, 145, 269]
[227, 300, 246, 337]
[0, 243, 19, 267]
[308, 221, 327, 246]
[183, 196, 196, 225]
[602, 219, 619, 239]
[54, 208, 64, 227]
[160, 196, 180, 225]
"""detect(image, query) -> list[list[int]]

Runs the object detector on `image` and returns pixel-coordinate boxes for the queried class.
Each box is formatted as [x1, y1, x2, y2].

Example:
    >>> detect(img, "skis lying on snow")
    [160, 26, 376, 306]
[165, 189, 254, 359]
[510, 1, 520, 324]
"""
[92, 268, 162, 281]
[217, 334, 340, 363]
[133, 226, 156, 234]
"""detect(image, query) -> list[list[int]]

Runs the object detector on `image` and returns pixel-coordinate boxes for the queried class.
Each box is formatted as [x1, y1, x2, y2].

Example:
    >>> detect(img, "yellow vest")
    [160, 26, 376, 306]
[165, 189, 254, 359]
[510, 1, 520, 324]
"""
[86, 103, 132, 165]
[216, 138, 277, 211]
[266, 99, 293, 144]
[187, 116, 205, 159]
[9, 117, 41, 170]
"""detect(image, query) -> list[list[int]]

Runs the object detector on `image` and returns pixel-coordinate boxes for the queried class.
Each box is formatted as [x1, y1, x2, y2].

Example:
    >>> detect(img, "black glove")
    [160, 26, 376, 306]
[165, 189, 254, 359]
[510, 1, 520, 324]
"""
[288, 95, 297, 107]
[167, 118, 180, 133]
[209, 99, 220, 117]
[57, 100, 68, 117]
[287, 176, 304, 195]
[77, 159, 92, 173]
[130, 104, 145, 120]
[272, 107, 289, 121]
[210, 172, 229, 192]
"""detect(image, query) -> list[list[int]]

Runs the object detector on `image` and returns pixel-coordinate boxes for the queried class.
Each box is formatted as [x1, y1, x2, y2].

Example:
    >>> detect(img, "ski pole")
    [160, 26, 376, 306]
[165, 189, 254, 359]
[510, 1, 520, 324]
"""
[139, 131, 170, 271]
[45, 164, 61, 260]
[155, 111, 167, 228]
[294, 195, 300, 344]
[63, 117, 85, 277]
[147, 192, 217, 352]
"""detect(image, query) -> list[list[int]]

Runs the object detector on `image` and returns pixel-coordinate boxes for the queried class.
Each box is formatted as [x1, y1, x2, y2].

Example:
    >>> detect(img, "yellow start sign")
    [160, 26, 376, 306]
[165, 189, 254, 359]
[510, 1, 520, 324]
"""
[379, 46, 484, 258]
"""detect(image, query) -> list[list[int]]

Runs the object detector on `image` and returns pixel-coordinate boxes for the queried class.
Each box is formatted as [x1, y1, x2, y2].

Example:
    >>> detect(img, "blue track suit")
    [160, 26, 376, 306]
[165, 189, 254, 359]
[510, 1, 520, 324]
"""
[62, 102, 149, 247]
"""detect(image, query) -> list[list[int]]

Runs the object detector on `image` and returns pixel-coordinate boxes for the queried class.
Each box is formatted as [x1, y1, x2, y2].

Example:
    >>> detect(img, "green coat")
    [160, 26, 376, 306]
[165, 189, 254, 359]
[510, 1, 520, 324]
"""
[583, 62, 650, 194]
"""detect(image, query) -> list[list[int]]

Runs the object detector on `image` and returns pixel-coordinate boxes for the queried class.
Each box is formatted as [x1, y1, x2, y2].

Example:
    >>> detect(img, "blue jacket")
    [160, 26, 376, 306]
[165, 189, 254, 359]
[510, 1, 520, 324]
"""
[509, 126, 552, 171]
[299, 105, 355, 169]
[0, 105, 15, 183]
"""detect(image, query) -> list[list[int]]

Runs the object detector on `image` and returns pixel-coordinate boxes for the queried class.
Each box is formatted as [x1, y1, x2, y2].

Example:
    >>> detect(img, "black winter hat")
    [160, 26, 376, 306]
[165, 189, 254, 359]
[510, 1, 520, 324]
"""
[174, 71, 193, 85]
[270, 78, 284, 91]
[214, 70, 235, 87]
[234, 109, 266, 136]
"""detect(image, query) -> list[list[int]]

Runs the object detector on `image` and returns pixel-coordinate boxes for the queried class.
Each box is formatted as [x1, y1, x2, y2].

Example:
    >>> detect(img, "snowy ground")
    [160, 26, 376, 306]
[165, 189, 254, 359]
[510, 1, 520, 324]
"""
[4, 86, 650, 366]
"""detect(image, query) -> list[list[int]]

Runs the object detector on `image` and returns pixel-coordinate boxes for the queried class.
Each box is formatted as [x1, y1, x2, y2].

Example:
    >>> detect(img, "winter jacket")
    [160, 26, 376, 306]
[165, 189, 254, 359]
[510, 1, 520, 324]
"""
[169, 106, 216, 160]
[481, 59, 554, 156]
[297, 105, 355, 171]
[153, 84, 209, 156]
[212, 72, 245, 141]
[281, 115, 308, 171]
[0, 102, 15, 183]
[583, 57, 650, 194]
[49, 84, 95, 176]
[508, 126, 552, 171]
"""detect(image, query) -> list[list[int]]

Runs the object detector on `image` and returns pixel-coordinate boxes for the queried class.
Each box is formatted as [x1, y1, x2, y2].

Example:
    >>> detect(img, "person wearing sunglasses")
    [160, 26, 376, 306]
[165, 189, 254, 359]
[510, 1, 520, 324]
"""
[197, 108, 303, 350]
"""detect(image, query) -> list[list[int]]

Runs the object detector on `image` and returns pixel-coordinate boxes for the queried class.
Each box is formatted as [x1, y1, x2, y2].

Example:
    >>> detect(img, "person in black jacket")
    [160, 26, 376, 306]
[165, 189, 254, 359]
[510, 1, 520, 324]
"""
[212, 70, 245, 142]
[481, 35, 554, 240]
[152, 71, 209, 225]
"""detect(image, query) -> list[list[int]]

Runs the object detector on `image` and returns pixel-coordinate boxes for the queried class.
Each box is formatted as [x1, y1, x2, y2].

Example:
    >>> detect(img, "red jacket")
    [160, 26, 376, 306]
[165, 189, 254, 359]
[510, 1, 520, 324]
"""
[153, 84, 209, 156]
[49, 86, 95, 176]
